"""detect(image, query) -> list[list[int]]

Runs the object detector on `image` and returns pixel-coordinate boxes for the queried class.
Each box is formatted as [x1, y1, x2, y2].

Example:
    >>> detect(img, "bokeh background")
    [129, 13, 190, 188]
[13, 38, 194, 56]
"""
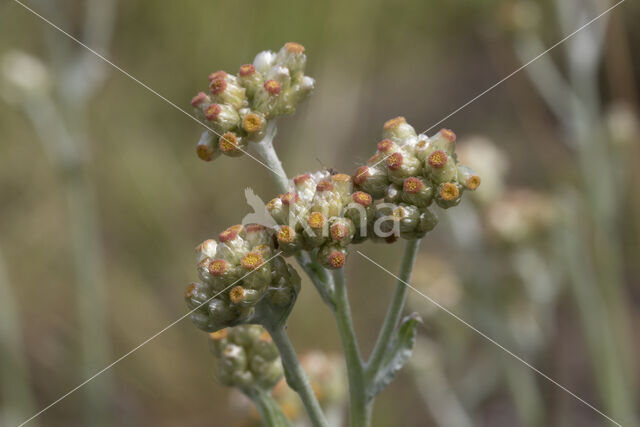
[1, 0, 639, 426]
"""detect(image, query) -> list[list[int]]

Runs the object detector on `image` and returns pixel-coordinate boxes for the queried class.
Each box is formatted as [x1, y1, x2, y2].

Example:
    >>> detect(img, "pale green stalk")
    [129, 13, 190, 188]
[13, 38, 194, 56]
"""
[366, 239, 421, 377]
[266, 326, 328, 427]
[0, 245, 37, 427]
[332, 269, 369, 426]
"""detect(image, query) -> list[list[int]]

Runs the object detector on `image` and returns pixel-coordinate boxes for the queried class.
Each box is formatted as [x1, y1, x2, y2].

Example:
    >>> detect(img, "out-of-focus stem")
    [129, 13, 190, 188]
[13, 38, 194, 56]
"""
[245, 388, 292, 427]
[267, 327, 328, 427]
[0, 246, 37, 427]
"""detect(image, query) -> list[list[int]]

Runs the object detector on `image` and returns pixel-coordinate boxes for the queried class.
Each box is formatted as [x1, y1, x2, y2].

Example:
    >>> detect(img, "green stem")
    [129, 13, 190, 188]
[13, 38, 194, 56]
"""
[267, 326, 328, 427]
[245, 388, 292, 427]
[366, 238, 421, 377]
[251, 122, 289, 193]
[332, 269, 369, 427]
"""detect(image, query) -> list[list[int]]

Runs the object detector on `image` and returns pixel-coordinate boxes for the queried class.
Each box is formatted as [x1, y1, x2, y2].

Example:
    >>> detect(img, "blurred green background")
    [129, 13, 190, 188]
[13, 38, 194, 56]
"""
[1, 0, 639, 426]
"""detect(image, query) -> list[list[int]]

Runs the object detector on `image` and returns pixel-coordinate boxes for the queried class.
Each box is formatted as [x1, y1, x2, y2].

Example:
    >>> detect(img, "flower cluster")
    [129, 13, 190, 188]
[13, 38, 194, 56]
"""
[191, 42, 315, 161]
[185, 226, 301, 332]
[185, 118, 479, 331]
[209, 325, 283, 392]
[263, 117, 480, 268]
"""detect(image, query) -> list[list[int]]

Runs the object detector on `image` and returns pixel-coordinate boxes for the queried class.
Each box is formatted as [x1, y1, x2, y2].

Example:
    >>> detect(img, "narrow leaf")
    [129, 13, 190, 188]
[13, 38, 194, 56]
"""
[368, 313, 422, 399]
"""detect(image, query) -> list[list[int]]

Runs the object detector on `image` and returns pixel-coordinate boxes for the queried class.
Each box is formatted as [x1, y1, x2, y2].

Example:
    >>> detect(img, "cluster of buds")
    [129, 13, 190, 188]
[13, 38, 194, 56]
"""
[191, 42, 315, 162]
[185, 118, 479, 330]
[209, 325, 283, 392]
[185, 225, 301, 333]
[262, 117, 480, 269]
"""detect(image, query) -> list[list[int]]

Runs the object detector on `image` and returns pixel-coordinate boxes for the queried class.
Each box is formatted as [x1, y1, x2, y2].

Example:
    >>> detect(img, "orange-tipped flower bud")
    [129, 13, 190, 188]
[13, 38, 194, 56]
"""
[208, 259, 229, 276]
[264, 80, 282, 95]
[238, 64, 256, 77]
[241, 252, 264, 270]
[191, 91, 208, 107]
[428, 150, 448, 168]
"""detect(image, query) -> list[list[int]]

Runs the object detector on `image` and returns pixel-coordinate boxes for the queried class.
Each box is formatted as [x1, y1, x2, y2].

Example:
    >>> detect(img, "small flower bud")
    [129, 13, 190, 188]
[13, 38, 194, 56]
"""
[353, 165, 389, 199]
[276, 42, 307, 74]
[457, 165, 481, 191]
[311, 181, 343, 218]
[196, 131, 219, 162]
[218, 132, 247, 158]
[209, 74, 247, 110]
[266, 197, 287, 224]
[195, 239, 218, 263]
[217, 229, 249, 264]
[377, 139, 399, 155]
[253, 50, 277, 74]
[240, 252, 265, 270]
[429, 129, 457, 155]
[392, 204, 421, 237]
[241, 111, 265, 135]
[418, 208, 439, 234]
[205, 103, 240, 132]
[384, 183, 402, 203]
[184, 282, 210, 310]
[318, 245, 347, 270]
[244, 224, 271, 248]
[304, 211, 328, 247]
[293, 173, 316, 203]
[386, 150, 422, 185]
[237, 63, 264, 98]
[382, 116, 417, 142]
[401, 176, 433, 207]
[425, 150, 458, 184]
[344, 192, 374, 240]
[208, 329, 229, 355]
[435, 182, 462, 208]
[276, 225, 301, 255]
[264, 79, 282, 95]
[329, 217, 355, 246]
[191, 91, 210, 108]
[229, 285, 261, 307]
[330, 173, 353, 204]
